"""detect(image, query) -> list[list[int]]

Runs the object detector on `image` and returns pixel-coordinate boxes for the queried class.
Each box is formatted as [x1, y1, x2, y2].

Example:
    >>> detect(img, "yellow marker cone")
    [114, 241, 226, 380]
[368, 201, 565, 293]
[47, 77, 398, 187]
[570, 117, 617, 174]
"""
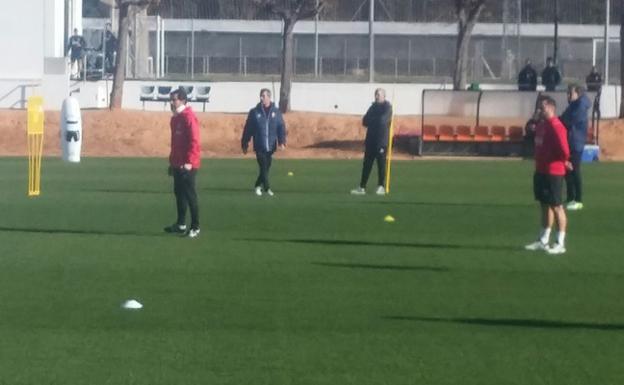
[288, 171, 294, 176]
[384, 215, 395, 223]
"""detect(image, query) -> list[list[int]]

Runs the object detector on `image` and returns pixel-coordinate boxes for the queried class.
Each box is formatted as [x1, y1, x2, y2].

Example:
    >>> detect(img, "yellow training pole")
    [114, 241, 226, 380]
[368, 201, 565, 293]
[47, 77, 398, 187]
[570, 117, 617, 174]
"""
[27, 96, 44, 197]
[384, 102, 395, 194]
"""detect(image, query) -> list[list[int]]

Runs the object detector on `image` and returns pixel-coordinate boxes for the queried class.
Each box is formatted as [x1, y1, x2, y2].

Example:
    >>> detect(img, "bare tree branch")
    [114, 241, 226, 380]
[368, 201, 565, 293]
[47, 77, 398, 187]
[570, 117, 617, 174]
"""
[253, 0, 323, 112]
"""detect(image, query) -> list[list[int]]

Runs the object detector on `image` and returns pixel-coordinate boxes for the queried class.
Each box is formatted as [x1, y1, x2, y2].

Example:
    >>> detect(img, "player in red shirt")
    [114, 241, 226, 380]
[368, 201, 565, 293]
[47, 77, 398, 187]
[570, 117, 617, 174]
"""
[525, 96, 572, 254]
[164, 88, 201, 238]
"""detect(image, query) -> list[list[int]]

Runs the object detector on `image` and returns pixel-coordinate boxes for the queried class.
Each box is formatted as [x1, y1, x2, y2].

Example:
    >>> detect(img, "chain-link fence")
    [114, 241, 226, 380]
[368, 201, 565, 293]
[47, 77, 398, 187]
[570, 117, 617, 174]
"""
[83, 15, 620, 85]
[83, 0, 619, 25]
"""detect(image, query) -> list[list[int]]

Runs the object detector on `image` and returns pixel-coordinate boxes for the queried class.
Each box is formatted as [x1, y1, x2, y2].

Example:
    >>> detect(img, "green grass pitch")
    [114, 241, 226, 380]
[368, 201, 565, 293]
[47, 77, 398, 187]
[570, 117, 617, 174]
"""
[0, 157, 623, 385]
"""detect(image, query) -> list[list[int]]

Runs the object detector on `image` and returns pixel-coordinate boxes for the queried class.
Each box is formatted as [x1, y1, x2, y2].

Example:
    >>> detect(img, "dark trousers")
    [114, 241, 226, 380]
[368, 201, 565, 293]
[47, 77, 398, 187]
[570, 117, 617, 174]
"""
[360, 147, 387, 188]
[255, 151, 274, 190]
[173, 168, 199, 229]
[566, 151, 583, 203]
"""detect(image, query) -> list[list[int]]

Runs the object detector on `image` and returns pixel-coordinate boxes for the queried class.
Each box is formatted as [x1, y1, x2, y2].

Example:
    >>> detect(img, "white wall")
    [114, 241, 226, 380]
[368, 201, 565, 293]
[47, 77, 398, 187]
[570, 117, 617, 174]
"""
[122, 81, 620, 118]
[0, 0, 45, 79]
[1, 79, 620, 119]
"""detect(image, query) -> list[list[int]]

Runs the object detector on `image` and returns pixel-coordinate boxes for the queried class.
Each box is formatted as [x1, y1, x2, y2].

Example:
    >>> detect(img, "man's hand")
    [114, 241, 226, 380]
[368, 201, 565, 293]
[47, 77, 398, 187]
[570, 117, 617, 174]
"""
[183, 163, 192, 171]
[565, 161, 573, 171]
[278, 144, 286, 151]
[242, 146, 248, 155]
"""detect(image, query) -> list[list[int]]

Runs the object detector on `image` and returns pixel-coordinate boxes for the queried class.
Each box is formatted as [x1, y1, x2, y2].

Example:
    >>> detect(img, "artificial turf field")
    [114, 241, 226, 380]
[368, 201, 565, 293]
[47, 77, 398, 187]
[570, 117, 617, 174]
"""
[0, 157, 623, 385]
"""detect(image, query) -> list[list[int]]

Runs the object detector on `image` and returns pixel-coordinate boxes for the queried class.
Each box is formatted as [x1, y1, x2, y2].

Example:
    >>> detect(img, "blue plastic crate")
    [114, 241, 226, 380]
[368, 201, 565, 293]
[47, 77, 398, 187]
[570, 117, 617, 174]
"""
[582, 145, 599, 163]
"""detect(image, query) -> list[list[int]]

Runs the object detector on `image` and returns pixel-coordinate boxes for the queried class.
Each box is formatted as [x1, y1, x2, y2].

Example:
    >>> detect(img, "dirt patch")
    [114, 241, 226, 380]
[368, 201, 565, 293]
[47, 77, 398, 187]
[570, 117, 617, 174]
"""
[0, 109, 621, 160]
[596, 119, 624, 161]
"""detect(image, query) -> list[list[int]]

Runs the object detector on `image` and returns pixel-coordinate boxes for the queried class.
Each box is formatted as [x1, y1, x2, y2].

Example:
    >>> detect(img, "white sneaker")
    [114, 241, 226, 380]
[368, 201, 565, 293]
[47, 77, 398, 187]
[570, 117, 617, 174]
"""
[376, 185, 386, 195]
[546, 243, 566, 255]
[350, 187, 366, 195]
[254, 186, 262, 196]
[186, 228, 200, 238]
[266, 189, 274, 196]
[524, 241, 550, 251]
[566, 201, 584, 211]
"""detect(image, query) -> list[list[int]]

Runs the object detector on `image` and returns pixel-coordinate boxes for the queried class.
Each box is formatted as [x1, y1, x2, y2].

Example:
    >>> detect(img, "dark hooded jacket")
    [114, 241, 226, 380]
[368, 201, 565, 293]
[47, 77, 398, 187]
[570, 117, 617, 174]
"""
[362, 101, 393, 150]
[560, 94, 591, 153]
[241, 102, 286, 153]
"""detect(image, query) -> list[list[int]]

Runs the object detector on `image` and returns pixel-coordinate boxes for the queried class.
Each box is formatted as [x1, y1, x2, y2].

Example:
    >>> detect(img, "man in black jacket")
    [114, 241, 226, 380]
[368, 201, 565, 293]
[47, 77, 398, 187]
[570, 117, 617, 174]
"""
[586, 66, 602, 92]
[541, 57, 561, 91]
[518, 59, 538, 91]
[351, 88, 393, 196]
[241, 89, 286, 196]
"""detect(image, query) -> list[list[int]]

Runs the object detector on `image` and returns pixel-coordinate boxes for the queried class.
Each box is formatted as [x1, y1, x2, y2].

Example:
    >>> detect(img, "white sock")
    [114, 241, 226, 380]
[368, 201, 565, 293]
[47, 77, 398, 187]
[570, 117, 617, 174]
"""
[557, 231, 566, 246]
[539, 228, 551, 244]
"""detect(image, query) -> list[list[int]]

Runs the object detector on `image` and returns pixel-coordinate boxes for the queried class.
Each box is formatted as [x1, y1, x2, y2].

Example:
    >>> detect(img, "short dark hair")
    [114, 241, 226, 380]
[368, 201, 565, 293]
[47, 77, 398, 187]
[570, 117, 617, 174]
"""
[260, 88, 271, 97]
[568, 83, 585, 96]
[541, 95, 557, 108]
[170, 87, 188, 102]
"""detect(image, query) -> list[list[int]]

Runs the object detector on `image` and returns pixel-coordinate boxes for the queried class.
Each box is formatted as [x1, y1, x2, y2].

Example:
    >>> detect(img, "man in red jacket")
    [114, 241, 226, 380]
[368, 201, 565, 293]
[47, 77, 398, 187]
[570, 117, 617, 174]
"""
[164, 88, 201, 238]
[525, 96, 572, 254]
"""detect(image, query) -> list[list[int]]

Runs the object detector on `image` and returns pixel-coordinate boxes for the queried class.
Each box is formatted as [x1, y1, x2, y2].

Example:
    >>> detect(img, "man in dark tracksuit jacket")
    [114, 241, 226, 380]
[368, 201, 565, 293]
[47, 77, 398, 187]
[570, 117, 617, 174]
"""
[351, 88, 393, 196]
[518, 59, 538, 91]
[241, 88, 286, 196]
[541, 57, 561, 92]
[560, 84, 591, 211]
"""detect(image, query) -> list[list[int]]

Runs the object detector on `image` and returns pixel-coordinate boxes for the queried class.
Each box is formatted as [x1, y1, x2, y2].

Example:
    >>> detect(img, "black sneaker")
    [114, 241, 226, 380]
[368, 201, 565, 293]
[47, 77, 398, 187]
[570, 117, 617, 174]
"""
[164, 224, 187, 233]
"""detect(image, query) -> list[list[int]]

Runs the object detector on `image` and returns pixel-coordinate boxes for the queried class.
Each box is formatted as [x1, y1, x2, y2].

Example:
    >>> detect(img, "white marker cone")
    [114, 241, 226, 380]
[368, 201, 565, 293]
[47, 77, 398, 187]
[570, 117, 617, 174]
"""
[122, 299, 143, 310]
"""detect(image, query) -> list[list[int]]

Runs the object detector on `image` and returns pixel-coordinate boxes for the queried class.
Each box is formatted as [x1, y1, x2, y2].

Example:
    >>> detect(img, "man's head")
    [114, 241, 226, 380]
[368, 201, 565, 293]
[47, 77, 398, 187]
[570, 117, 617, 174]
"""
[105, 23, 112, 32]
[260, 88, 272, 108]
[591, 65, 598, 74]
[73, 28, 78, 35]
[525, 59, 532, 67]
[567, 84, 584, 103]
[546, 57, 554, 67]
[539, 96, 557, 120]
[374, 88, 386, 104]
[170, 87, 188, 111]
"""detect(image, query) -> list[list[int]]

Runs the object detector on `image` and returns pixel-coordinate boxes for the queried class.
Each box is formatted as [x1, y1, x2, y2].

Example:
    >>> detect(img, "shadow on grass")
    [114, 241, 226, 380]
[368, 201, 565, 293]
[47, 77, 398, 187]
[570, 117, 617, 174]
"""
[350, 200, 532, 209]
[83, 187, 253, 194]
[0, 226, 162, 237]
[240, 238, 520, 252]
[305, 140, 363, 151]
[384, 315, 624, 331]
[312, 261, 450, 272]
[81, 188, 169, 195]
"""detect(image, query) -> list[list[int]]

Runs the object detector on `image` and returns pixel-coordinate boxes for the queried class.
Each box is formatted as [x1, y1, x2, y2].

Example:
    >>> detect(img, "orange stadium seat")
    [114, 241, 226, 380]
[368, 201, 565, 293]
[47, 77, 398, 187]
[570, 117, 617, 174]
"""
[455, 125, 473, 141]
[438, 125, 455, 141]
[490, 126, 506, 142]
[508, 126, 524, 142]
[422, 125, 437, 141]
[473, 126, 490, 142]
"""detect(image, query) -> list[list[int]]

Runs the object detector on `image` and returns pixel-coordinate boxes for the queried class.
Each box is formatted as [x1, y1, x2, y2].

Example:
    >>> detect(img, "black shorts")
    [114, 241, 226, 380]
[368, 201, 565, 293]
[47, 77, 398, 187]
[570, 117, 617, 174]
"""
[533, 173, 563, 206]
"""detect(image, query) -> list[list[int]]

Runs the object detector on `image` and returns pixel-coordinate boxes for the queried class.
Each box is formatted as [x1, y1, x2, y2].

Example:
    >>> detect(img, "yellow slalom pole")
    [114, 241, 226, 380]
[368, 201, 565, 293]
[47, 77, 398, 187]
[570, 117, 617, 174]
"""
[384, 94, 396, 194]
[27, 96, 44, 197]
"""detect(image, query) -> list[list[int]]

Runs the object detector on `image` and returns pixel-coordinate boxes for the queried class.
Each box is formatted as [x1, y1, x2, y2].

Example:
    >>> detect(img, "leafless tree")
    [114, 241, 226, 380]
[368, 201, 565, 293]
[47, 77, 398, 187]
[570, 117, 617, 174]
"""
[256, 0, 323, 113]
[620, 0, 624, 118]
[453, 0, 487, 90]
[110, 0, 160, 109]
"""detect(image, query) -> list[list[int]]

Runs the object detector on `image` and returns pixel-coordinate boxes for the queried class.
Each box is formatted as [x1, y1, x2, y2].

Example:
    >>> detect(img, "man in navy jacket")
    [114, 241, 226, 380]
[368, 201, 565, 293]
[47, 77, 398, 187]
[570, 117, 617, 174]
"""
[241, 89, 286, 196]
[560, 84, 591, 210]
[351, 88, 393, 196]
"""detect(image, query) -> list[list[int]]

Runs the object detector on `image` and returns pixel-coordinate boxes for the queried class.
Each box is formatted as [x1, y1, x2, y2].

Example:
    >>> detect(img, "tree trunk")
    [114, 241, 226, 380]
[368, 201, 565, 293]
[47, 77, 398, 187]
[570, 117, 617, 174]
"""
[453, 15, 477, 90]
[619, 3, 624, 118]
[553, 0, 559, 64]
[279, 18, 295, 113]
[110, 3, 130, 109]
[452, 2, 485, 90]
